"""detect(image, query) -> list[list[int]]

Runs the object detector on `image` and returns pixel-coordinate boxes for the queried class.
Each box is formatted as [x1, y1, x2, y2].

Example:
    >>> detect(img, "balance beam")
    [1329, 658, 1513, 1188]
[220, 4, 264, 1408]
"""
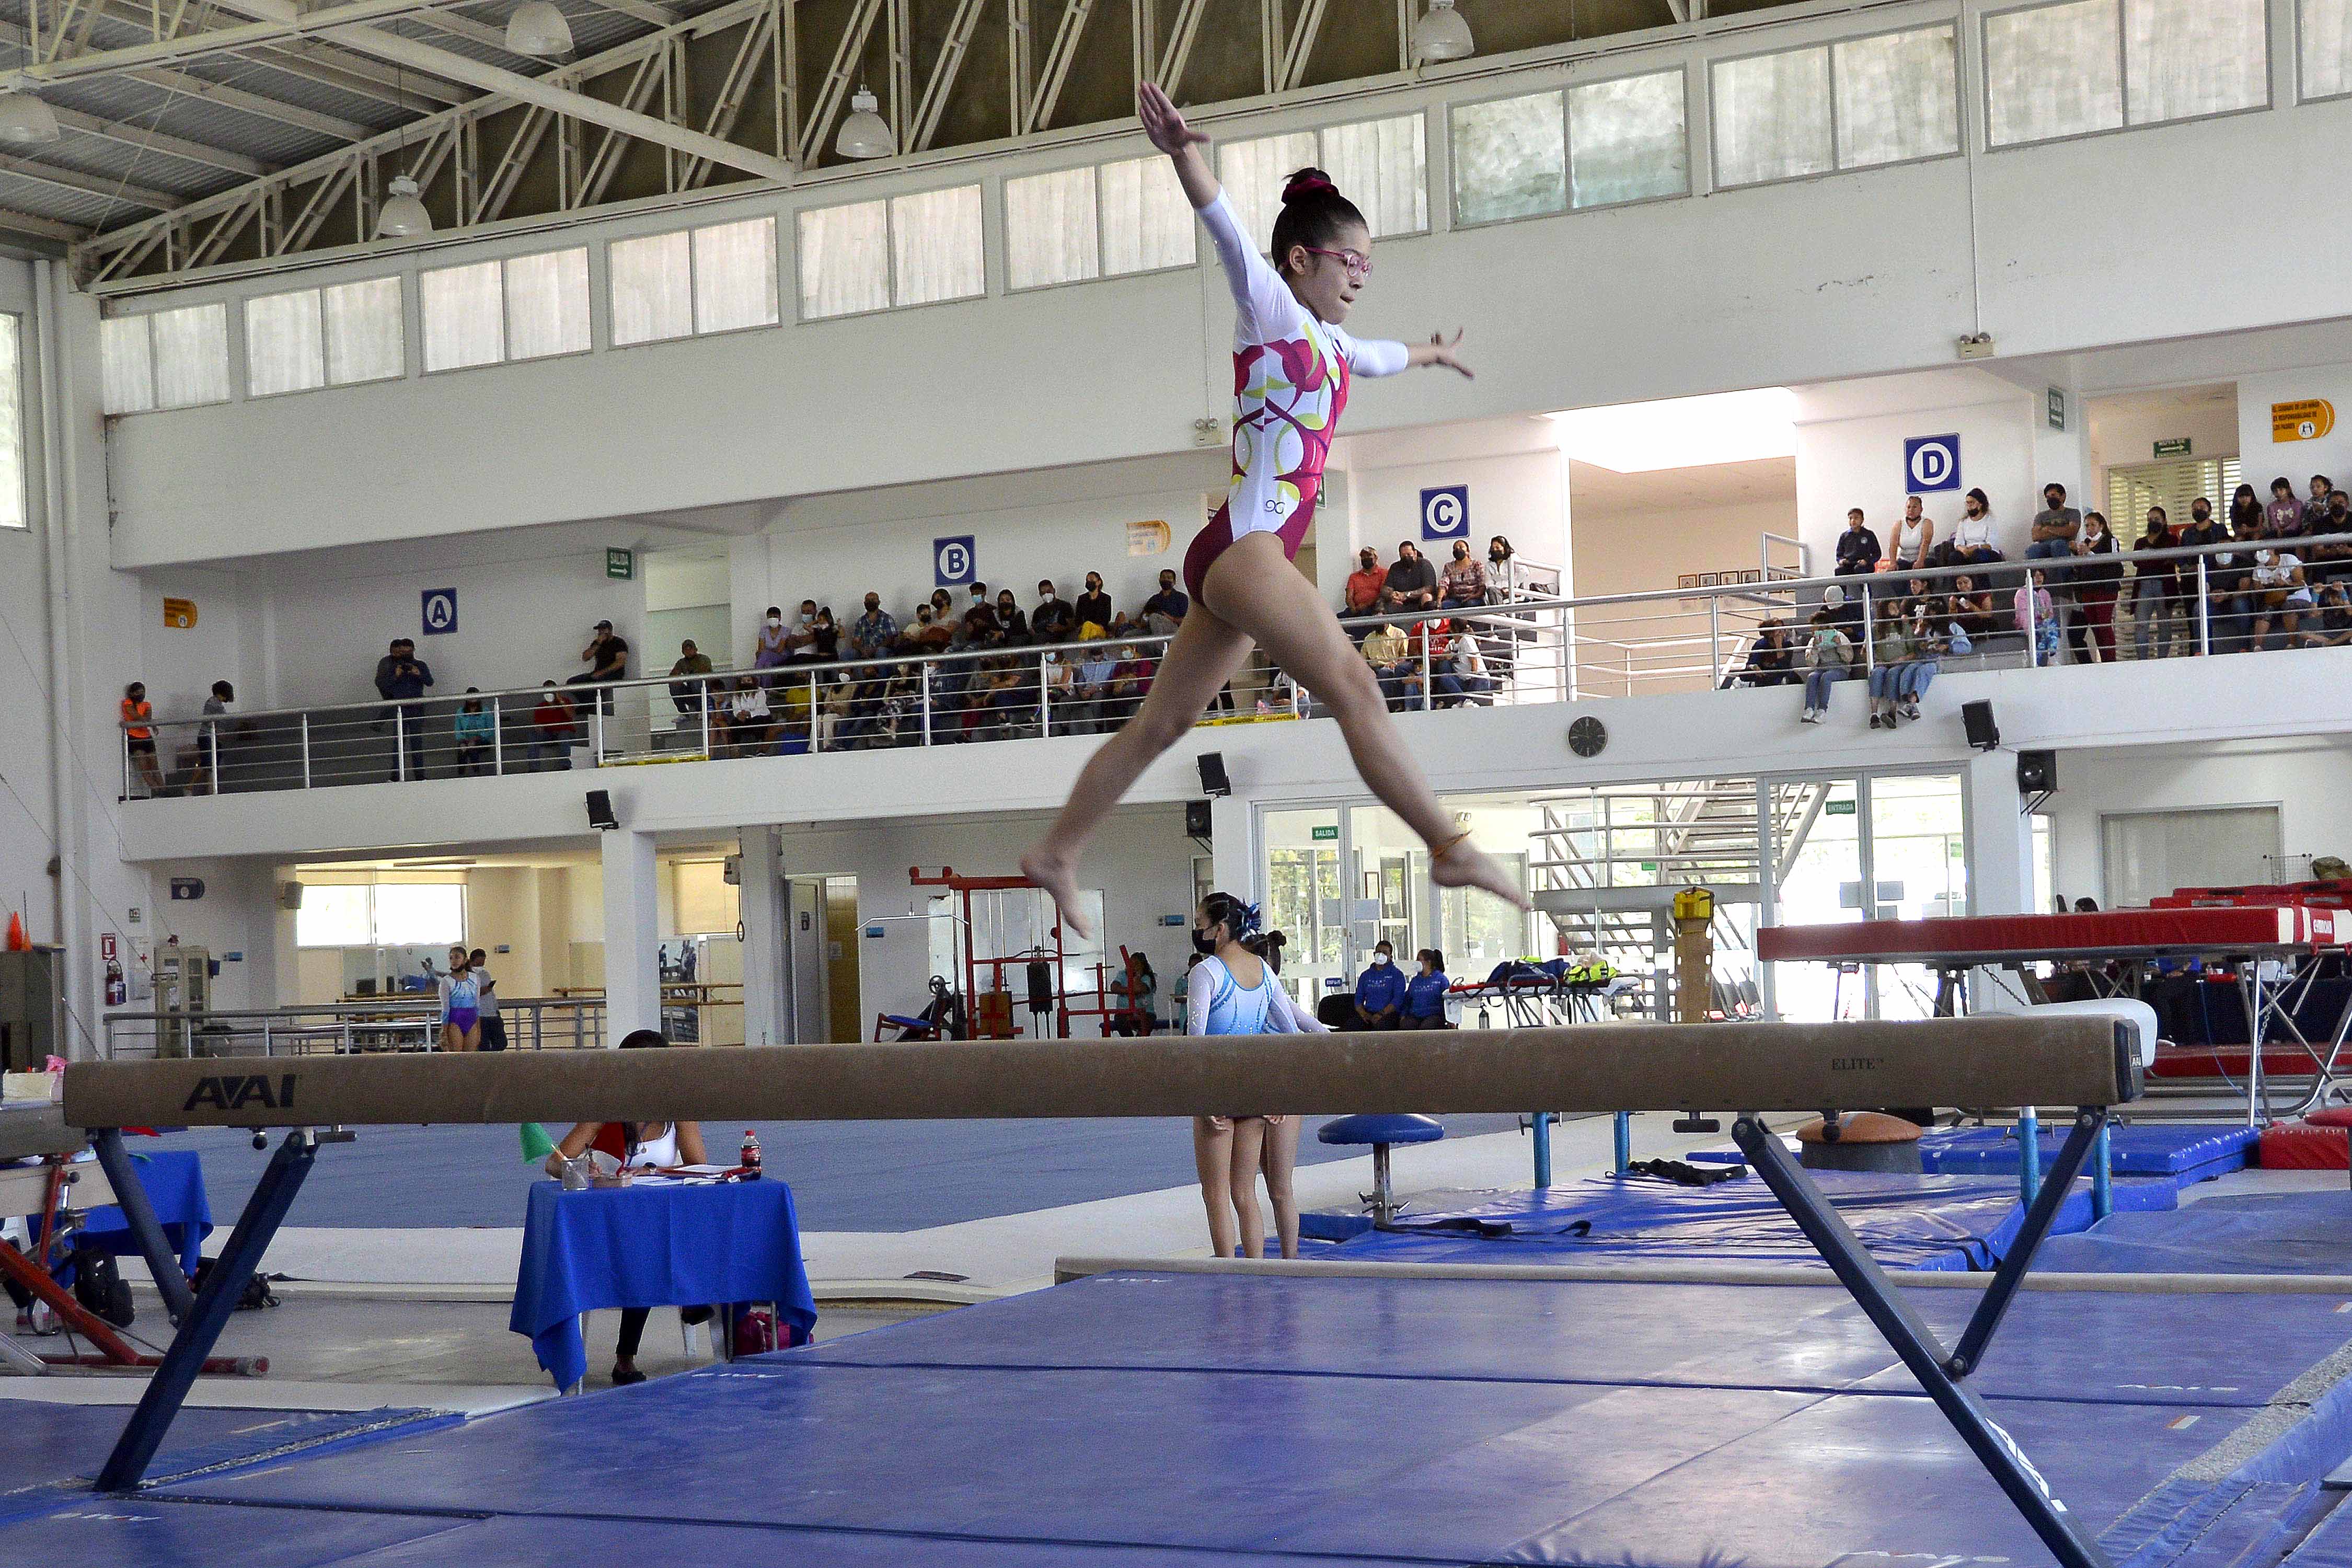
[62, 1016, 2141, 1131]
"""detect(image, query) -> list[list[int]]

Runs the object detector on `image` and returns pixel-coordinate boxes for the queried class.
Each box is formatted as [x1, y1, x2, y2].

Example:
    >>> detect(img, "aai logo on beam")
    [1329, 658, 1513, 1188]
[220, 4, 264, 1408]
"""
[1904, 434, 1962, 493]
[421, 588, 458, 636]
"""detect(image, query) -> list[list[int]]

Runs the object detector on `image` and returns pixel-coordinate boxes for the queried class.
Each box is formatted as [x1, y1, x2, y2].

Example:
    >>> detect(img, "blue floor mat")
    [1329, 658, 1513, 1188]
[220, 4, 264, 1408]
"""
[1920, 1122, 2261, 1178]
[0, 1400, 443, 1504]
[2038, 1190, 2352, 1275]
[1321, 1169, 2174, 1270]
[0, 1498, 470, 1568]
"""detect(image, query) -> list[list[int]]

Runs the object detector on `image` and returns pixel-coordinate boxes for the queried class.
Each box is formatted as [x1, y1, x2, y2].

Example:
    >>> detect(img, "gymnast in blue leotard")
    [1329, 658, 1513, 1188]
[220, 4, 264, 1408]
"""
[1187, 891, 1325, 1260]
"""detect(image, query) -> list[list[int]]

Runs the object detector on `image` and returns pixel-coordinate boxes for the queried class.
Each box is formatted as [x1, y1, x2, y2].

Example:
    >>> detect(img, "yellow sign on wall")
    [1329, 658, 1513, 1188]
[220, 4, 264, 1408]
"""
[2273, 399, 2337, 443]
[1125, 520, 1171, 557]
[160, 597, 197, 630]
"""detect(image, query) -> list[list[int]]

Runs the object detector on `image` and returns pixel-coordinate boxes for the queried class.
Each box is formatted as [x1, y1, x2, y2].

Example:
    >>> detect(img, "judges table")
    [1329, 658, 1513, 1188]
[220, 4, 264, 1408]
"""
[510, 1177, 817, 1391]
[7, 1147, 211, 1281]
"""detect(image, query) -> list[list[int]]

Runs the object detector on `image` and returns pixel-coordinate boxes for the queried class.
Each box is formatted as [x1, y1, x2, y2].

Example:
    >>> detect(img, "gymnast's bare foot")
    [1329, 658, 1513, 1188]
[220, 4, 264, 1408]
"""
[1021, 844, 1093, 941]
[1430, 837, 1532, 914]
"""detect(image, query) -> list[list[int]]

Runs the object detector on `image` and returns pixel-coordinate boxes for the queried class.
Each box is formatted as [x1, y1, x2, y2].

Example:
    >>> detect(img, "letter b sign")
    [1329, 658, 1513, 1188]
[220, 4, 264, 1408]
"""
[934, 536, 976, 587]
[1904, 435, 1961, 493]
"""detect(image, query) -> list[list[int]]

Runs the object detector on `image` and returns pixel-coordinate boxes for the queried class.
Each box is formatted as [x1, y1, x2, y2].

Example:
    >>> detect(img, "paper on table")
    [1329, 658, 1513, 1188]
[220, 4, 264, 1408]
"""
[671, 1164, 735, 1176]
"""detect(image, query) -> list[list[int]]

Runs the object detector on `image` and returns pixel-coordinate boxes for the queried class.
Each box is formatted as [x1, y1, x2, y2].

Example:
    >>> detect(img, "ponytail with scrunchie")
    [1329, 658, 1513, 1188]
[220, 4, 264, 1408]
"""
[1197, 891, 1286, 966]
[1270, 165, 1366, 276]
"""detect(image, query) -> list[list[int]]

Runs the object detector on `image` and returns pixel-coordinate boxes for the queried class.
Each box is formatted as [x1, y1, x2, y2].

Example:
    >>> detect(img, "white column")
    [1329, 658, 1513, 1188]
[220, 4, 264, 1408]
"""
[601, 827, 660, 1043]
[737, 825, 788, 1049]
[1965, 748, 2036, 1014]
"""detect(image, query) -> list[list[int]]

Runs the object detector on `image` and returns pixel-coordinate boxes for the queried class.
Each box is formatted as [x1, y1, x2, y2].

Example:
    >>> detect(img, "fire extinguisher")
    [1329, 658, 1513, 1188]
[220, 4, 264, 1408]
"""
[105, 958, 126, 1008]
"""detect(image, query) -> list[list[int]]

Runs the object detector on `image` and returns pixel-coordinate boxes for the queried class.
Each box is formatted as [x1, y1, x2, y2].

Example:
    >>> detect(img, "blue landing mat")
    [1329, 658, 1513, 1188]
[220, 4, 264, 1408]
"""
[1322, 1169, 2174, 1270]
[0, 1499, 471, 1568]
[1920, 1122, 2261, 1179]
[2277, 1491, 2352, 1568]
[128, 1269, 2352, 1568]
[2039, 1191, 2352, 1275]
[0, 1400, 444, 1507]
[800, 1270, 2352, 1410]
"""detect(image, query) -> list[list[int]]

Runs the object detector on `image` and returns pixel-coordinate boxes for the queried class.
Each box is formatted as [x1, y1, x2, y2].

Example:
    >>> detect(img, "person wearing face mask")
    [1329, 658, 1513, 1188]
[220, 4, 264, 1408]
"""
[994, 589, 1031, 645]
[1031, 580, 1076, 645]
[1142, 569, 1190, 635]
[1351, 940, 1406, 1030]
[2064, 511, 2122, 664]
[1073, 573, 1112, 633]
[1440, 539, 1486, 607]
[1942, 489, 2001, 569]
[2248, 544, 2314, 651]
[780, 600, 822, 665]
[1344, 546, 1386, 626]
[1380, 541, 1439, 614]
[1402, 949, 1451, 1030]
[848, 595, 898, 661]
[904, 602, 953, 654]
[754, 605, 790, 682]
[2131, 508, 2183, 662]
[1186, 892, 1318, 1260]
[1484, 536, 1523, 604]
[2175, 498, 2226, 655]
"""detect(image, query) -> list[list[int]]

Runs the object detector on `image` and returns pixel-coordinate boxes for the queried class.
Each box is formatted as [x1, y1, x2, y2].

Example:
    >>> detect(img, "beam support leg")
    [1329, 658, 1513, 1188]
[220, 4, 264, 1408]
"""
[89, 1128, 196, 1324]
[1732, 1114, 2112, 1568]
[96, 1128, 319, 1493]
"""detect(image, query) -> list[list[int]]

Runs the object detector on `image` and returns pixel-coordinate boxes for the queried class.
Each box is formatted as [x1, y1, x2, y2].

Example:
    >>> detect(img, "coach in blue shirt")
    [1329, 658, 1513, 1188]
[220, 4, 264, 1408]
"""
[1352, 942, 1406, 1030]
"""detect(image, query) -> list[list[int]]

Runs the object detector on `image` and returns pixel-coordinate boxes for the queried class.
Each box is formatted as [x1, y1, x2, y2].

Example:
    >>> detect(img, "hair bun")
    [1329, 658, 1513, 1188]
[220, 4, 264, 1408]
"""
[1281, 167, 1338, 204]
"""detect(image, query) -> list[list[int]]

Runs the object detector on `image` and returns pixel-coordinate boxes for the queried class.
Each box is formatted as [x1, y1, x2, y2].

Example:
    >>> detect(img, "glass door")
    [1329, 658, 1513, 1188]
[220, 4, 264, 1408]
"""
[1866, 773, 1966, 1019]
[1262, 804, 1347, 1012]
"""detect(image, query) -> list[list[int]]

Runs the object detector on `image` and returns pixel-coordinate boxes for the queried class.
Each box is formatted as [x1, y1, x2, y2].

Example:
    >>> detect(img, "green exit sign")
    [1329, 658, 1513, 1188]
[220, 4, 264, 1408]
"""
[1311, 825, 1339, 841]
[2154, 437, 2193, 457]
[1826, 800, 1857, 816]
[605, 547, 635, 581]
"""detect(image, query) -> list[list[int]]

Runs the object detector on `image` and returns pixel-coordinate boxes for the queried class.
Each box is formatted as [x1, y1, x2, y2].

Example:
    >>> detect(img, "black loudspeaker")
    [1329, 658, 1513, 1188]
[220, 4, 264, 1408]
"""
[1196, 752, 1231, 798]
[1962, 700, 2000, 752]
[1184, 800, 1213, 838]
[2016, 750, 2056, 794]
[585, 789, 619, 830]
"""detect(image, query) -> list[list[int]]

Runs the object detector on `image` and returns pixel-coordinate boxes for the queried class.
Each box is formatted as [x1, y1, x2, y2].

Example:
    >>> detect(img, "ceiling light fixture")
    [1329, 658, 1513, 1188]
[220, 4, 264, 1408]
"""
[506, 1, 574, 58]
[835, 86, 896, 159]
[0, 91, 61, 146]
[376, 174, 431, 237]
[1411, 0, 1474, 65]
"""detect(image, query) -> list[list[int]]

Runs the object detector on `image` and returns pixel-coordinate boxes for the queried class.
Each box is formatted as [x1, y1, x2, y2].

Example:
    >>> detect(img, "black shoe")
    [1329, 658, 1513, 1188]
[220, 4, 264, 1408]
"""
[611, 1363, 647, 1386]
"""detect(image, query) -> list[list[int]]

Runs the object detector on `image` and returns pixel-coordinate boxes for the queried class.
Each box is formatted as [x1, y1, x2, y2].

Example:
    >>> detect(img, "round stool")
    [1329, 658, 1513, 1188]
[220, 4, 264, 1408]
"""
[1317, 1114, 1445, 1223]
[1796, 1111, 1924, 1174]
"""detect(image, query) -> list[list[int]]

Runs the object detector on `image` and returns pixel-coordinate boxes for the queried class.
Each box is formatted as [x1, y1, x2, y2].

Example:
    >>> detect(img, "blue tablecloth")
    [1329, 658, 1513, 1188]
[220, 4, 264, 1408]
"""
[510, 1178, 816, 1391]
[25, 1149, 211, 1281]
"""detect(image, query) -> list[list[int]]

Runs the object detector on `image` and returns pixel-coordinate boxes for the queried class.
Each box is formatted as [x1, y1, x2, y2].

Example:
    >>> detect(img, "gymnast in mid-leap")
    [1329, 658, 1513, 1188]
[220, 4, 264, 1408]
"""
[1025, 84, 1530, 934]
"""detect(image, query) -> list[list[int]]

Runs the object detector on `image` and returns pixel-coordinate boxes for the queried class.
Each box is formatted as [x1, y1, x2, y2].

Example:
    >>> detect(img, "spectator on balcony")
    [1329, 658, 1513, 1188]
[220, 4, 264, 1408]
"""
[2267, 477, 2305, 537]
[723, 674, 771, 756]
[2319, 491, 2352, 567]
[1344, 547, 1386, 626]
[180, 679, 242, 794]
[1361, 620, 1413, 709]
[667, 640, 715, 722]
[782, 601, 823, 664]
[810, 608, 841, 663]
[1798, 608, 1853, 724]
[2248, 546, 2315, 651]
[961, 585, 1005, 648]
[1866, 599, 1916, 730]
[1142, 569, 1190, 635]
[1073, 572, 1113, 634]
[2211, 487, 2267, 652]
[927, 586, 957, 633]
[1105, 641, 1156, 725]
[2025, 482, 2081, 569]
[567, 621, 627, 719]
[2305, 475, 2337, 534]
[904, 603, 954, 654]
[1938, 488, 2002, 569]
[453, 690, 494, 776]
[2131, 508, 2184, 661]
[1380, 541, 1439, 615]
[2299, 582, 2352, 648]
[2065, 511, 2123, 664]
[382, 641, 436, 778]
[1486, 535, 1543, 603]
[1726, 619, 1797, 688]
[754, 606, 791, 678]
[1350, 941, 1406, 1030]
[2014, 573, 2060, 666]
[1889, 495, 1935, 572]
[1031, 580, 1077, 646]
[848, 595, 898, 662]
[1439, 539, 1487, 607]
[1439, 626, 1496, 706]
[1039, 647, 1074, 726]
[1943, 574, 1996, 647]
[1070, 639, 1119, 733]
[1833, 509, 1881, 576]
[992, 588, 1030, 646]
[528, 683, 577, 771]
[120, 681, 166, 798]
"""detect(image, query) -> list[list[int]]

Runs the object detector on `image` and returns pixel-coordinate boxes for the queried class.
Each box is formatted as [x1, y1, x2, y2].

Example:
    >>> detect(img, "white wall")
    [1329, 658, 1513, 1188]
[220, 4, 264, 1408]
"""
[1573, 497, 1791, 602]
[1337, 425, 1570, 602]
[90, 7, 2352, 570]
[2089, 394, 2241, 477]
[2046, 736, 2352, 906]
[2238, 363, 2352, 500]
[1794, 374, 2044, 568]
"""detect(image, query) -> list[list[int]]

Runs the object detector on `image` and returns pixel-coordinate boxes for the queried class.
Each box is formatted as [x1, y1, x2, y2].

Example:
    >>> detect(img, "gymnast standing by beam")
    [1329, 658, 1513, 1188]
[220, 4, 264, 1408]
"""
[1187, 892, 1322, 1260]
[1022, 84, 1530, 938]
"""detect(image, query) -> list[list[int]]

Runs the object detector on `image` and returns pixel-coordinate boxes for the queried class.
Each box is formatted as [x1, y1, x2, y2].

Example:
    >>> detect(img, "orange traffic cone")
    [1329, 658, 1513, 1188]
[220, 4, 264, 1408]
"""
[4, 911, 24, 951]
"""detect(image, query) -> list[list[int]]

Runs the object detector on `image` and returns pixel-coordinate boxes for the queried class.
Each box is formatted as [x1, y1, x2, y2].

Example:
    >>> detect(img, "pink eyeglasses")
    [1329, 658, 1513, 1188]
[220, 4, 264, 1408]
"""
[1301, 246, 1373, 282]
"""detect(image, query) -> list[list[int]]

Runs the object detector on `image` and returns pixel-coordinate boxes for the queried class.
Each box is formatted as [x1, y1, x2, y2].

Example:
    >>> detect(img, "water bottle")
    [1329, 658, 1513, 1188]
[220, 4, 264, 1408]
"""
[740, 1129, 761, 1177]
